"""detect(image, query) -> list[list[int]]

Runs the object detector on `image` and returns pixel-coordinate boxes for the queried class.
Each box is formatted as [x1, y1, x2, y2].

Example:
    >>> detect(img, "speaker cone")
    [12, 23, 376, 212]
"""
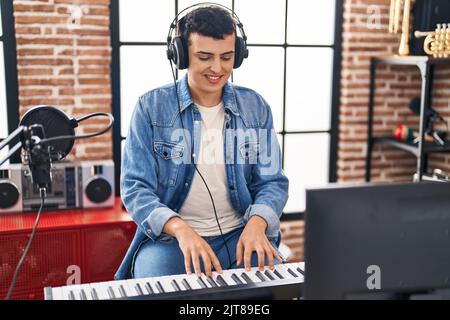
[85, 177, 111, 204]
[0, 182, 20, 209]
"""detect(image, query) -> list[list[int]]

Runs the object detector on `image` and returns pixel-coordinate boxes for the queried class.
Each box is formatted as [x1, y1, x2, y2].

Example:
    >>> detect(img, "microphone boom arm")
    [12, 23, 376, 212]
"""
[0, 126, 25, 167]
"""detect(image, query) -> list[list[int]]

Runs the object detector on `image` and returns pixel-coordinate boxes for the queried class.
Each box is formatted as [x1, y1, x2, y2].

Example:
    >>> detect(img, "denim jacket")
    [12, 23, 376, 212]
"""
[115, 74, 289, 280]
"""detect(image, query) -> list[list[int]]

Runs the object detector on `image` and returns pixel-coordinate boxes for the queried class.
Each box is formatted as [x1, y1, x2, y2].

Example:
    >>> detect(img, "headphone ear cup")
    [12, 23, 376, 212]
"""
[234, 37, 248, 69]
[172, 36, 189, 70]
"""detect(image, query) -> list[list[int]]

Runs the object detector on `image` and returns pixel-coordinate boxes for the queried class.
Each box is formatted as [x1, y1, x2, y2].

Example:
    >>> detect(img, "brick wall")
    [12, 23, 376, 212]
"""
[14, 0, 112, 161]
[338, 0, 450, 183]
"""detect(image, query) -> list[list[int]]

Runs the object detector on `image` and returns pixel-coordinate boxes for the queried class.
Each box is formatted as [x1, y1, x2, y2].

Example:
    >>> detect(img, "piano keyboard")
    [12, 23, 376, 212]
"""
[44, 262, 304, 300]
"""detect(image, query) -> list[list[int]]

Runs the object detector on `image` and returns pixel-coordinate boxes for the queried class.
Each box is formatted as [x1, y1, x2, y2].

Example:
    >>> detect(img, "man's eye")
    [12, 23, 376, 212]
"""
[199, 56, 210, 61]
[221, 57, 232, 61]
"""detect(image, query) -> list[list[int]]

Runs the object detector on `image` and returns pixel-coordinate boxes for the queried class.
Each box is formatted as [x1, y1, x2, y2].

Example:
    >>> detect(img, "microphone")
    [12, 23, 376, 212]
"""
[18, 106, 78, 189]
[0, 105, 114, 189]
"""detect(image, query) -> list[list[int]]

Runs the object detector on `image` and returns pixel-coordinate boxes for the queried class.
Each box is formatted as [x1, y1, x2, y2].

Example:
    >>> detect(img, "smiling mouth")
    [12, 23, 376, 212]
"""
[205, 74, 223, 84]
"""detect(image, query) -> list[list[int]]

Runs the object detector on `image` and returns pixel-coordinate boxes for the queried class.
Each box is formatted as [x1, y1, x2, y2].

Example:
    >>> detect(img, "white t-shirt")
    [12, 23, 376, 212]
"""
[179, 101, 244, 236]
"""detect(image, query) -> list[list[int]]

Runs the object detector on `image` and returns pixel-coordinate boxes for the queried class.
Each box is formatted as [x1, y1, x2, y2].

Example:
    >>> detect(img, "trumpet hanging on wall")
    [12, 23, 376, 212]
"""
[389, 0, 412, 56]
[415, 24, 450, 58]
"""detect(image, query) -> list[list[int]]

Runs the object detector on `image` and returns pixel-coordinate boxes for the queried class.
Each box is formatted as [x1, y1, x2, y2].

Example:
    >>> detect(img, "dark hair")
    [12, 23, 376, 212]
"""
[177, 6, 236, 43]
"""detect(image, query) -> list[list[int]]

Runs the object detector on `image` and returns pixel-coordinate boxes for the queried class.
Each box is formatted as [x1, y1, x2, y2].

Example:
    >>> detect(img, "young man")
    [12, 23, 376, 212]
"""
[115, 5, 289, 280]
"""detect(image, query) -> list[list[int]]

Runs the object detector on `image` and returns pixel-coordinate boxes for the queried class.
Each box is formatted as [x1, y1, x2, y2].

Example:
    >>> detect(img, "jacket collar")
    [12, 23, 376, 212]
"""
[177, 74, 240, 116]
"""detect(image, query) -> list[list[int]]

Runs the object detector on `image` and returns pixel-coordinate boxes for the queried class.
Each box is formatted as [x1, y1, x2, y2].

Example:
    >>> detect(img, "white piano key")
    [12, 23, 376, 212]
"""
[155, 276, 176, 293]
[288, 263, 305, 281]
[61, 285, 76, 300]
[138, 277, 159, 294]
[113, 280, 134, 298]
[282, 264, 301, 279]
[69, 284, 91, 300]
[119, 280, 139, 297]
[167, 274, 185, 291]
[83, 283, 100, 300]
[106, 281, 122, 299]
[210, 271, 230, 287]
[218, 270, 239, 286]
[183, 274, 203, 290]
[282, 263, 301, 278]
[125, 279, 147, 296]
[90, 281, 110, 300]
[199, 274, 214, 288]
[272, 264, 292, 280]
[244, 267, 266, 283]
[50, 287, 64, 300]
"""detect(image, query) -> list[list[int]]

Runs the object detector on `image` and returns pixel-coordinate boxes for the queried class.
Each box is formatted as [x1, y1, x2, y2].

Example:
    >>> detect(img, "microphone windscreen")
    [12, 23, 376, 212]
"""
[19, 105, 76, 160]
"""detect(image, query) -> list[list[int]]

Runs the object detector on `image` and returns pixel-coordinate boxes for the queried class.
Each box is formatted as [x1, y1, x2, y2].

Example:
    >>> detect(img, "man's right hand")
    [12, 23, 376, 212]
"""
[163, 217, 223, 277]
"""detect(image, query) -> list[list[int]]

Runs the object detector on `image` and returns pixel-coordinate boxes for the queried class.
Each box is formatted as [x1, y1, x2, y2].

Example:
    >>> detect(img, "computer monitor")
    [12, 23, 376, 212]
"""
[303, 182, 450, 300]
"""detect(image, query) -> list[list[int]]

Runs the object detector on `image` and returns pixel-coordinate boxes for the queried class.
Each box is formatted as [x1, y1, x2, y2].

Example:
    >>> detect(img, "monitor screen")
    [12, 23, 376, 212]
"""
[303, 182, 450, 300]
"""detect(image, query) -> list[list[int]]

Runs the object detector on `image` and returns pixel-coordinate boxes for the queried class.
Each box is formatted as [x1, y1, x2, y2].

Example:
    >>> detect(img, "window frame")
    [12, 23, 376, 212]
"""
[0, 0, 20, 163]
[110, 0, 344, 220]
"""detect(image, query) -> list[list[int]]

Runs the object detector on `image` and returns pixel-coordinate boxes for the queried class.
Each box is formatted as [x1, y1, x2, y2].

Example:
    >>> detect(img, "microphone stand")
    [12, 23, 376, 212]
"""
[1, 124, 50, 300]
[0, 126, 25, 167]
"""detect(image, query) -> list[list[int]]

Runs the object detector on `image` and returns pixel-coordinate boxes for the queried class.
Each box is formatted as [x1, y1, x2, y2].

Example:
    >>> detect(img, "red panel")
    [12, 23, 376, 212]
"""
[0, 230, 81, 298]
[0, 197, 136, 300]
[6, 288, 44, 300]
[82, 222, 136, 283]
[0, 197, 132, 233]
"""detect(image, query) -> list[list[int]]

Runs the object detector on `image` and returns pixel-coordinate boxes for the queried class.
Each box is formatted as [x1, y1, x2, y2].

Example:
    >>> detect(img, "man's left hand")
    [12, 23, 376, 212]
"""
[236, 215, 282, 271]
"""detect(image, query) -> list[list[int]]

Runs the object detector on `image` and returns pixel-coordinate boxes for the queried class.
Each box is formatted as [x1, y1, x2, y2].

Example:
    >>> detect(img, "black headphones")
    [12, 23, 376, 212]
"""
[166, 2, 249, 70]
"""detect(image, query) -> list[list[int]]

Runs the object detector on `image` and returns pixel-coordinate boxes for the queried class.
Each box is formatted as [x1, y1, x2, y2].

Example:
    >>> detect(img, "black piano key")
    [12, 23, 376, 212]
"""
[216, 275, 228, 287]
[264, 270, 276, 281]
[119, 285, 127, 297]
[255, 271, 267, 282]
[91, 288, 99, 300]
[241, 273, 253, 284]
[68, 290, 76, 300]
[171, 279, 182, 291]
[156, 281, 165, 293]
[181, 279, 192, 290]
[144, 282, 154, 294]
[287, 268, 298, 278]
[207, 276, 219, 288]
[80, 289, 88, 300]
[273, 269, 284, 279]
[135, 283, 144, 295]
[231, 273, 243, 285]
[296, 267, 305, 275]
[197, 277, 208, 289]
[107, 286, 116, 299]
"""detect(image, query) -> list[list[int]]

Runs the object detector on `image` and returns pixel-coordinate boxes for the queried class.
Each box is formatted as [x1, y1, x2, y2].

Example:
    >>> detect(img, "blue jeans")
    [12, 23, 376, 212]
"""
[132, 226, 282, 278]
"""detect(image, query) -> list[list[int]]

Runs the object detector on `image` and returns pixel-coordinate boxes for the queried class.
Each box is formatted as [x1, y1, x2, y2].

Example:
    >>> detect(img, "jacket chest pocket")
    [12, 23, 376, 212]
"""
[239, 141, 259, 183]
[154, 141, 184, 187]
[239, 141, 259, 164]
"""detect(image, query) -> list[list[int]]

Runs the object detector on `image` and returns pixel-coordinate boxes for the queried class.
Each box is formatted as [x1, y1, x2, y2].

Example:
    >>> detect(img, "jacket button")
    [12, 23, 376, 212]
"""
[230, 186, 235, 191]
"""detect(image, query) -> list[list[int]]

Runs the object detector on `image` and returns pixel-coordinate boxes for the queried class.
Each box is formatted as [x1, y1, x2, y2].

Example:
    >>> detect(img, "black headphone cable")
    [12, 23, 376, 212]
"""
[169, 61, 232, 271]
[4, 188, 46, 300]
